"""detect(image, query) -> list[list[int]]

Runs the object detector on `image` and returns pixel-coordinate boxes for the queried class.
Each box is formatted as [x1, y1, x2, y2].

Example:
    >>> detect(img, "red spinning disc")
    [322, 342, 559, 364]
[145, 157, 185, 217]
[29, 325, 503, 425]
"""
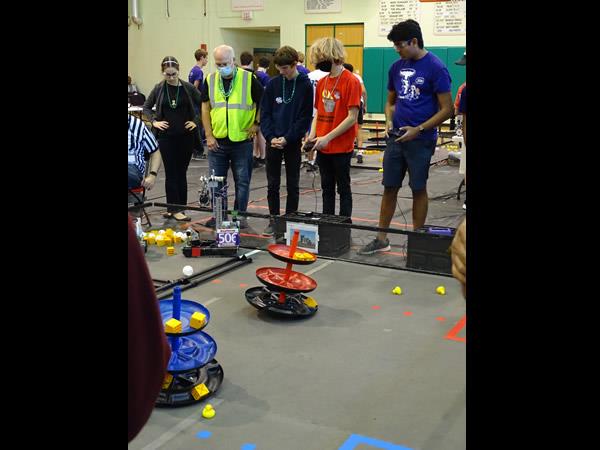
[256, 267, 317, 294]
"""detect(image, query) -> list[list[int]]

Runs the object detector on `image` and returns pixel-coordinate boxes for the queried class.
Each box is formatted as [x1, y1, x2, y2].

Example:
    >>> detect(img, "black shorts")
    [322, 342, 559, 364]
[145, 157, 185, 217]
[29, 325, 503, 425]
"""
[357, 103, 364, 125]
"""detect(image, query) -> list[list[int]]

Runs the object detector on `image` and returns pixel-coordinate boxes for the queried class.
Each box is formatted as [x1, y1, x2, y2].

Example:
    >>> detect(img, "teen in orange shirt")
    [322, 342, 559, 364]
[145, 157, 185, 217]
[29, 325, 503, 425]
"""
[303, 37, 361, 217]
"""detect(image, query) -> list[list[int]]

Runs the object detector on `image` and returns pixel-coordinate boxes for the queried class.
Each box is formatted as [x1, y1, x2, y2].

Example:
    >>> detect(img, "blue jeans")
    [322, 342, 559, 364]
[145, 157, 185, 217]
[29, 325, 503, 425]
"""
[128, 164, 143, 189]
[207, 140, 253, 212]
[382, 138, 436, 191]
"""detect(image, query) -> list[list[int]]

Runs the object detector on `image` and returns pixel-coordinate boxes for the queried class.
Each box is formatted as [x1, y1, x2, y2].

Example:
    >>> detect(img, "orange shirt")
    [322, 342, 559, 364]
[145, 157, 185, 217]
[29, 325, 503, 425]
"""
[454, 83, 466, 112]
[314, 69, 361, 154]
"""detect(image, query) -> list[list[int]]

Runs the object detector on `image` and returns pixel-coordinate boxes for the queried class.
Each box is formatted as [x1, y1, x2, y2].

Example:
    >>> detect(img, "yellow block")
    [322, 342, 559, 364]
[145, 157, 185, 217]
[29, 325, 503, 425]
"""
[165, 318, 182, 333]
[162, 373, 173, 389]
[304, 297, 318, 308]
[294, 251, 313, 261]
[166, 246, 175, 255]
[378, 168, 384, 173]
[164, 237, 173, 246]
[156, 236, 166, 246]
[174, 235, 182, 243]
[147, 236, 156, 245]
[191, 383, 210, 400]
[190, 311, 207, 329]
[165, 228, 175, 237]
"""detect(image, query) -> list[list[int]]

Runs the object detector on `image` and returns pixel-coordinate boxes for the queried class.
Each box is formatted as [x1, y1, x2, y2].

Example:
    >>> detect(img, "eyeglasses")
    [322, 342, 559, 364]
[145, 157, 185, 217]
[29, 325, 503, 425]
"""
[394, 40, 412, 49]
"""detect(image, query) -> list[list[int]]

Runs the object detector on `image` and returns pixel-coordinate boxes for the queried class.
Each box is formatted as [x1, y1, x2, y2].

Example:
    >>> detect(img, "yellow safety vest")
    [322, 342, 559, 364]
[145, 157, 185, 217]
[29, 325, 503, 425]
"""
[207, 69, 256, 142]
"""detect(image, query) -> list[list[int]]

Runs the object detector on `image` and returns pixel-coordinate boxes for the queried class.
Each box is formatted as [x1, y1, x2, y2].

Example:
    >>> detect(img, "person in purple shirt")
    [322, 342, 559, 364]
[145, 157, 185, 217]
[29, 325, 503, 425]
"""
[359, 19, 454, 255]
[189, 48, 208, 89]
[296, 51, 310, 75]
[255, 57, 272, 87]
[189, 49, 208, 159]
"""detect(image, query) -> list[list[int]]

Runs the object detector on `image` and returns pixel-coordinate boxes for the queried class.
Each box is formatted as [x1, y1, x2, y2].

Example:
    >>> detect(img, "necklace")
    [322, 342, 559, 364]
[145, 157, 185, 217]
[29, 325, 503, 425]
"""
[322, 67, 344, 102]
[165, 81, 180, 109]
[282, 75, 297, 104]
[218, 68, 237, 98]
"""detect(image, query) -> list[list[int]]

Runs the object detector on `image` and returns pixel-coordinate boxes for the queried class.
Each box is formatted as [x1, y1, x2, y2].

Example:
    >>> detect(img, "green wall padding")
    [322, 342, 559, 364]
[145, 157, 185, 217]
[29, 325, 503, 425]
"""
[362, 46, 465, 114]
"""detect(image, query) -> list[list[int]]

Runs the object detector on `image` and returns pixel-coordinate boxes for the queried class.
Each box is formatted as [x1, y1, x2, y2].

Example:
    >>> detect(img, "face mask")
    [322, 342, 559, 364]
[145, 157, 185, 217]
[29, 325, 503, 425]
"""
[316, 61, 332, 72]
[219, 65, 233, 77]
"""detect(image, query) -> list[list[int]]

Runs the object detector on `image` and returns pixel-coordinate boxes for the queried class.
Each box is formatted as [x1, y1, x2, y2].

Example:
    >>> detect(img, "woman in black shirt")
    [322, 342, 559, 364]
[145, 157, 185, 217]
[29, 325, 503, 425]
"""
[143, 56, 202, 221]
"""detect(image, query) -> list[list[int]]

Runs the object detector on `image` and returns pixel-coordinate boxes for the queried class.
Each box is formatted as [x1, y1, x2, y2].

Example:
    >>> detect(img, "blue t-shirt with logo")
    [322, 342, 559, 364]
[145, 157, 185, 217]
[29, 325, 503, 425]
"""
[387, 52, 451, 141]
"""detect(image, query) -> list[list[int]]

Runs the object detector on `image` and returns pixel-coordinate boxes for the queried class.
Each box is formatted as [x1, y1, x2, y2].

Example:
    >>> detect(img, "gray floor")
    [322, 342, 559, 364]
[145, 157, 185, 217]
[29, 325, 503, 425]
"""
[129, 248, 466, 450]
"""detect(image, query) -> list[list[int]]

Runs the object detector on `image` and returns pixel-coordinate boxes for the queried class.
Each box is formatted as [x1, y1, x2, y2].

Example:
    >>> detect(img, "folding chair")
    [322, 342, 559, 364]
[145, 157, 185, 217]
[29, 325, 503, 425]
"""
[128, 186, 152, 227]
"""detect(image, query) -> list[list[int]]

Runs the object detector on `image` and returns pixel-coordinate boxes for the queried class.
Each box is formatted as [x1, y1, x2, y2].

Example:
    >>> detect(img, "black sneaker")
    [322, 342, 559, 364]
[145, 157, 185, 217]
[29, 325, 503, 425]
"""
[306, 163, 318, 173]
[357, 238, 391, 255]
[357, 154, 364, 164]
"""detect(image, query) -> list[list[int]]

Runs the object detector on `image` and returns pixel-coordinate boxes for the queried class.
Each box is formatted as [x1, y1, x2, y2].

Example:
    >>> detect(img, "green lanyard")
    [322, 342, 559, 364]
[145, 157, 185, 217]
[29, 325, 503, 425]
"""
[218, 68, 238, 98]
[282, 75, 298, 104]
[165, 81, 180, 109]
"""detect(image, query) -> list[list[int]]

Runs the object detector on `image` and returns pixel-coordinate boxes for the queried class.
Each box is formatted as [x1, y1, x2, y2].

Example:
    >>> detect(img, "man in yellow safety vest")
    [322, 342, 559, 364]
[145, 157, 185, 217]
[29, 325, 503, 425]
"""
[201, 45, 264, 229]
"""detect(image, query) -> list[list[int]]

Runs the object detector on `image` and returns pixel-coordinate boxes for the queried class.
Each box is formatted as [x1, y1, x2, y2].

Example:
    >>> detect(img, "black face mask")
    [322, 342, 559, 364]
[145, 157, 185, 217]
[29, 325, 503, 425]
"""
[316, 60, 332, 72]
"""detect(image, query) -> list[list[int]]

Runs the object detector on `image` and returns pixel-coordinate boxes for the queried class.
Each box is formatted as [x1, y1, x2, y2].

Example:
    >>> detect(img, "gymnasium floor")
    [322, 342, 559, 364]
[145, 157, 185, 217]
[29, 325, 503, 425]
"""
[129, 143, 466, 450]
[130, 248, 465, 450]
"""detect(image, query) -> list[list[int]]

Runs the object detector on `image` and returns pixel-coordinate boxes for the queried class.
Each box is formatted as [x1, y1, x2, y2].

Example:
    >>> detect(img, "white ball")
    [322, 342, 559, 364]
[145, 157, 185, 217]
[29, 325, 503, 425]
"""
[183, 265, 194, 277]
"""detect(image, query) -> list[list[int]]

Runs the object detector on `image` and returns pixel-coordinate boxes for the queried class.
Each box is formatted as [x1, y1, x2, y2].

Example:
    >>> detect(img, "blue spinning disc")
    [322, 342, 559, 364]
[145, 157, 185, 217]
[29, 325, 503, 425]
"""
[159, 299, 211, 336]
[166, 331, 217, 373]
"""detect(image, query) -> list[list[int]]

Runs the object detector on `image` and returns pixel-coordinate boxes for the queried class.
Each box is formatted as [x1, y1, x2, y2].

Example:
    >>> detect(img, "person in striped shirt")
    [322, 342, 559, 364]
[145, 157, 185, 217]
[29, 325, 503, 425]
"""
[128, 114, 162, 189]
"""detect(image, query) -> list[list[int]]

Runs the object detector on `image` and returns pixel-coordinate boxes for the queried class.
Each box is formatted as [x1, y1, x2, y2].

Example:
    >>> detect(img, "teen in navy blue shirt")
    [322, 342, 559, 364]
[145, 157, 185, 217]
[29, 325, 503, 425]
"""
[359, 19, 454, 256]
[260, 46, 313, 236]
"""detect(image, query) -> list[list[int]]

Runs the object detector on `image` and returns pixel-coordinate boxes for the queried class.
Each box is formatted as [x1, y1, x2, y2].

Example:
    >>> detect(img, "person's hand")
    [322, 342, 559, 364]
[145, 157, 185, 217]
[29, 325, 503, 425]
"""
[184, 121, 197, 131]
[450, 219, 466, 297]
[244, 123, 259, 139]
[301, 136, 316, 152]
[206, 135, 219, 151]
[396, 126, 420, 143]
[153, 121, 169, 131]
[142, 174, 157, 190]
[272, 137, 287, 149]
[271, 137, 283, 149]
[385, 121, 393, 138]
[312, 135, 331, 151]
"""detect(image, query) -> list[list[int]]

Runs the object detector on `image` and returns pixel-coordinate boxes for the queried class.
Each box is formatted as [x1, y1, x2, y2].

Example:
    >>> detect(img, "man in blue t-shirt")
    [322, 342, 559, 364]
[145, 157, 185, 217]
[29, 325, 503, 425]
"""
[189, 49, 208, 159]
[359, 19, 454, 255]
